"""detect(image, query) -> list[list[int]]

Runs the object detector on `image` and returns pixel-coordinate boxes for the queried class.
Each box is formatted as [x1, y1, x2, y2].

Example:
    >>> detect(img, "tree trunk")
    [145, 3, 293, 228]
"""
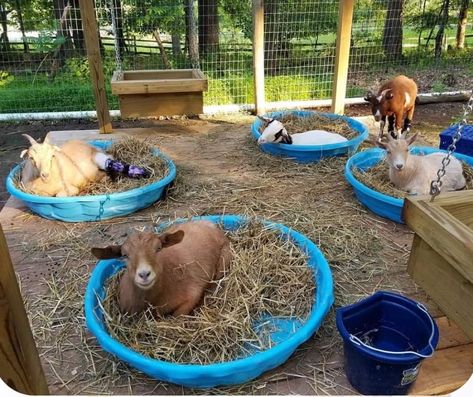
[0, 4, 10, 52]
[185, 0, 199, 68]
[153, 30, 171, 69]
[264, 1, 290, 75]
[456, 0, 468, 49]
[172, 34, 182, 55]
[112, 0, 127, 56]
[50, 2, 72, 81]
[14, 0, 29, 53]
[70, 0, 85, 54]
[382, 0, 404, 60]
[435, 0, 450, 58]
[198, 0, 219, 53]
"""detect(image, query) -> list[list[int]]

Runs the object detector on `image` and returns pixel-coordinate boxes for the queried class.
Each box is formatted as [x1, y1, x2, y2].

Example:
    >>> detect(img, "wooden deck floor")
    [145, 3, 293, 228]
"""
[1, 119, 471, 395]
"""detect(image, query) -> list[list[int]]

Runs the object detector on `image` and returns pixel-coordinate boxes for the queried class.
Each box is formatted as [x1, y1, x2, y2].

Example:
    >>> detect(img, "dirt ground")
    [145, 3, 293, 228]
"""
[0, 101, 468, 395]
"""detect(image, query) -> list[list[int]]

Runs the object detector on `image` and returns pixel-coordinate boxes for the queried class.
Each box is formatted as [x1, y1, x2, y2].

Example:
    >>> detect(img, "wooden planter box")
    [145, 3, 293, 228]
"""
[111, 69, 208, 118]
[403, 190, 473, 339]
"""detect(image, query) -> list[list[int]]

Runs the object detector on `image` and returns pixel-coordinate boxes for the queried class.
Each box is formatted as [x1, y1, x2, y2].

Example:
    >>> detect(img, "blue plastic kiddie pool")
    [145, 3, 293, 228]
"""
[345, 146, 473, 223]
[6, 140, 176, 222]
[251, 110, 369, 163]
[84, 214, 334, 388]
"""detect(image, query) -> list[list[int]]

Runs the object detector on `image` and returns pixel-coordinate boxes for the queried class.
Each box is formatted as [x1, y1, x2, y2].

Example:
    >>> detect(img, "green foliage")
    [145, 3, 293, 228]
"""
[123, 0, 185, 35]
[0, 71, 14, 88]
[29, 21, 67, 52]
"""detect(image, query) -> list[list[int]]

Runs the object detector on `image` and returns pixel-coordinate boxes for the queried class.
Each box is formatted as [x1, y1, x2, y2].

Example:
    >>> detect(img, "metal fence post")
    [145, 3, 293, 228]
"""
[253, 0, 265, 115]
[331, 0, 355, 115]
[0, 225, 49, 395]
[79, 0, 113, 133]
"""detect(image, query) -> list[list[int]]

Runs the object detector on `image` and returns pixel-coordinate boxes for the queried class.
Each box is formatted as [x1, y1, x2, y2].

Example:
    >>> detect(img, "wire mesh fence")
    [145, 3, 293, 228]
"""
[0, 0, 471, 117]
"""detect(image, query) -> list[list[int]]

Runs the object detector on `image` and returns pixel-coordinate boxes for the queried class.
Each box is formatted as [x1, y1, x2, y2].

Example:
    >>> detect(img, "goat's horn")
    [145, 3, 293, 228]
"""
[22, 134, 38, 146]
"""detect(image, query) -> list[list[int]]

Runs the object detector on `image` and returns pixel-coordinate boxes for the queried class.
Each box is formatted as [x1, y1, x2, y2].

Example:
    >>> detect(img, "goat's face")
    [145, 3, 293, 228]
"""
[91, 230, 185, 290]
[257, 117, 291, 144]
[376, 132, 418, 171]
[21, 134, 59, 181]
[364, 89, 394, 122]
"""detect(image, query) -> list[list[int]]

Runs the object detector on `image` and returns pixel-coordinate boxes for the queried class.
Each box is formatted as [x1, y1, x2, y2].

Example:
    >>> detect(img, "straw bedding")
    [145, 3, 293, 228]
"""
[353, 159, 473, 198]
[261, 113, 358, 140]
[20, 128, 399, 395]
[101, 221, 315, 364]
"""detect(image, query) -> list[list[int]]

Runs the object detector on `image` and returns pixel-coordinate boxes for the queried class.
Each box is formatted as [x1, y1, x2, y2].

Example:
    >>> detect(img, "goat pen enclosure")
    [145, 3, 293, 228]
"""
[0, 0, 472, 119]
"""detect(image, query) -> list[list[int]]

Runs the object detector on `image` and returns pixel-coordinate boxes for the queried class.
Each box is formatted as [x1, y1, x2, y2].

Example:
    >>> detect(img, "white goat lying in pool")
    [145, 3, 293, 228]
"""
[257, 116, 348, 145]
[377, 133, 466, 195]
[20, 134, 106, 197]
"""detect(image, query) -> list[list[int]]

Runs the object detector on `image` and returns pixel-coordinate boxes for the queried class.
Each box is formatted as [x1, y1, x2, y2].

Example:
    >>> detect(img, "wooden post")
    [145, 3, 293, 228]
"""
[331, 0, 355, 115]
[0, 225, 49, 395]
[253, 0, 265, 115]
[79, 0, 113, 133]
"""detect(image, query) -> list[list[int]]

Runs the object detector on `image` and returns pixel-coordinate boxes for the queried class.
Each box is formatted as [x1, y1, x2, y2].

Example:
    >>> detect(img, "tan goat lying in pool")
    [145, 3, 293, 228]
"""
[20, 134, 105, 197]
[377, 133, 466, 195]
[92, 220, 232, 316]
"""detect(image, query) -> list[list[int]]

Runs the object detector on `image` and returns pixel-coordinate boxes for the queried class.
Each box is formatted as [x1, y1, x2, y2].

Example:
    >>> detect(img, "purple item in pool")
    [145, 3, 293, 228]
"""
[105, 159, 150, 179]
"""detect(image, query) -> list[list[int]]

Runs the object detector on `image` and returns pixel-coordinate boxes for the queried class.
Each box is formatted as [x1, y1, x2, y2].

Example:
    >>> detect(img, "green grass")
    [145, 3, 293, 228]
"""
[1, 44, 472, 114]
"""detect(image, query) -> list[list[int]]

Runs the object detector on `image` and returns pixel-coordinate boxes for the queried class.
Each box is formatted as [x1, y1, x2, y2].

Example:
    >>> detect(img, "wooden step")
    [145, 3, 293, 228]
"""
[410, 316, 473, 395]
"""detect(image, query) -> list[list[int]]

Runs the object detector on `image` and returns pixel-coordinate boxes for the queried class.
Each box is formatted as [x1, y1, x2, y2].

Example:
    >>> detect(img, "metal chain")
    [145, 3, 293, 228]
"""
[96, 194, 110, 222]
[430, 91, 473, 201]
[110, 0, 123, 78]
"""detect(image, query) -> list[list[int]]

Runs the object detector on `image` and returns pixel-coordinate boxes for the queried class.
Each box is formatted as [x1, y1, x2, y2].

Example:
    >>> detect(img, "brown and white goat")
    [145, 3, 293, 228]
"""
[377, 132, 466, 195]
[20, 134, 105, 197]
[91, 220, 232, 316]
[365, 75, 418, 139]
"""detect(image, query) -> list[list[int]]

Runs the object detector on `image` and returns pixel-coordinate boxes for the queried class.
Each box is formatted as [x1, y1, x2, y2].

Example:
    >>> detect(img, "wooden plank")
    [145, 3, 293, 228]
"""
[79, 0, 112, 134]
[0, 224, 49, 395]
[331, 0, 354, 115]
[121, 69, 196, 79]
[252, 0, 265, 115]
[410, 343, 473, 395]
[442, 201, 473, 230]
[435, 316, 472, 350]
[118, 92, 204, 118]
[407, 235, 473, 340]
[111, 78, 207, 95]
[404, 196, 473, 284]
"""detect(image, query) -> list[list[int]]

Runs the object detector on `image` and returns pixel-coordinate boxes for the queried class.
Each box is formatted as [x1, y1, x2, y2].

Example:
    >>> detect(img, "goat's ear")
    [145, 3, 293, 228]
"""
[91, 245, 122, 259]
[405, 132, 418, 146]
[22, 134, 38, 146]
[20, 149, 28, 159]
[160, 230, 184, 248]
[43, 135, 51, 144]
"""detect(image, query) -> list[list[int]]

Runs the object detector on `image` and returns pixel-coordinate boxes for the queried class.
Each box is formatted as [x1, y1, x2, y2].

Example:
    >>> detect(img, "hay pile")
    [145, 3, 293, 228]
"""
[82, 138, 169, 195]
[353, 159, 473, 198]
[273, 113, 358, 140]
[101, 221, 315, 365]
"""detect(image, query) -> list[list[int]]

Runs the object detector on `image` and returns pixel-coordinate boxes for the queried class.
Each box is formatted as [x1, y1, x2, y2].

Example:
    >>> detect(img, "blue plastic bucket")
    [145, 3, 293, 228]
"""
[336, 291, 439, 395]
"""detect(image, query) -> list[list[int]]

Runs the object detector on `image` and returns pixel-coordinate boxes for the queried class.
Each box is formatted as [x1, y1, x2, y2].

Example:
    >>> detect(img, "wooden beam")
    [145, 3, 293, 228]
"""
[435, 316, 471, 350]
[0, 224, 49, 394]
[79, 0, 113, 133]
[331, 0, 354, 115]
[407, 235, 473, 340]
[253, 0, 265, 115]
[404, 194, 473, 284]
[410, 343, 473, 395]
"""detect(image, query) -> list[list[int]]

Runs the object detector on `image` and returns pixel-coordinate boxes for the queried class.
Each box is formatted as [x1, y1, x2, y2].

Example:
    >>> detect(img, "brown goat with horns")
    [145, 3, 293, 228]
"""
[364, 75, 418, 140]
